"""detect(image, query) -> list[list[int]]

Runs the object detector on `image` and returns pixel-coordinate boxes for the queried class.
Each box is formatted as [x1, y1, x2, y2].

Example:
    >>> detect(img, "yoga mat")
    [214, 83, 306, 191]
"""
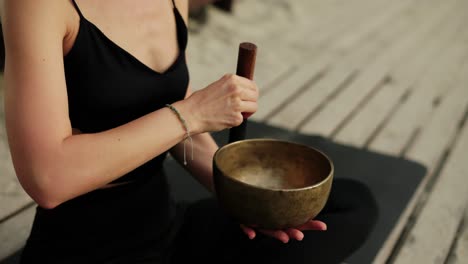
[166, 121, 427, 264]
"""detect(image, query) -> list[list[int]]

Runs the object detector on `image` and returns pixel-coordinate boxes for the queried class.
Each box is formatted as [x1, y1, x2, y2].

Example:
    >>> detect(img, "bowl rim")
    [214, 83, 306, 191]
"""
[213, 138, 334, 192]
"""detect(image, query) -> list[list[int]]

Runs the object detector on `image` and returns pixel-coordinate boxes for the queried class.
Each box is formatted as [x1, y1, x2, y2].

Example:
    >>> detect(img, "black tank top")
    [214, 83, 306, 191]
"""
[65, 0, 189, 183]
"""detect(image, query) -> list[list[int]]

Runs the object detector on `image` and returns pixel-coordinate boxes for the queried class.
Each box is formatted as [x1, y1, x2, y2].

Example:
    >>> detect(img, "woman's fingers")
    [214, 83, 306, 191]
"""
[259, 229, 289, 243]
[223, 74, 258, 101]
[187, 72, 260, 133]
[285, 228, 304, 241]
[225, 76, 258, 119]
[240, 101, 258, 115]
[238, 220, 326, 244]
[239, 224, 319, 243]
[297, 220, 327, 231]
[227, 74, 258, 92]
[240, 87, 259, 102]
[240, 224, 256, 240]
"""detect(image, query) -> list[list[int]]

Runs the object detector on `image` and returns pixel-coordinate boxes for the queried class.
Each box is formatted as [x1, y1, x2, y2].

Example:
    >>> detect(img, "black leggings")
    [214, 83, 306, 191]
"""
[20, 176, 377, 264]
[171, 178, 378, 264]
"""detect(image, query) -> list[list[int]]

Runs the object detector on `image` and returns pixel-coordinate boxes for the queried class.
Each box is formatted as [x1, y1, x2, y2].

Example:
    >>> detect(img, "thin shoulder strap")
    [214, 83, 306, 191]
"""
[171, 0, 177, 9]
[71, 0, 85, 18]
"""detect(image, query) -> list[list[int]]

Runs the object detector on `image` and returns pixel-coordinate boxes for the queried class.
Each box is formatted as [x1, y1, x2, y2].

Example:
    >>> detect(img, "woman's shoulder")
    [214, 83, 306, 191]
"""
[174, 0, 189, 24]
[1, 0, 80, 55]
[1, 0, 76, 37]
[1, 0, 69, 17]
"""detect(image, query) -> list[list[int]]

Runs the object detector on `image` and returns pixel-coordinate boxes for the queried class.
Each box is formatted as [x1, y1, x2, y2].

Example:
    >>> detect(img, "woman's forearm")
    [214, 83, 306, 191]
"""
[15, 101, 191, 208]
[169, 132, 219, 193]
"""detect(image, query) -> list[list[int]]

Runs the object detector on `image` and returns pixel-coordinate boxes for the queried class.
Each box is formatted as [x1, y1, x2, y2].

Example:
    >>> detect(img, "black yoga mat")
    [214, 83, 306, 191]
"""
[166, 121, 427, 264]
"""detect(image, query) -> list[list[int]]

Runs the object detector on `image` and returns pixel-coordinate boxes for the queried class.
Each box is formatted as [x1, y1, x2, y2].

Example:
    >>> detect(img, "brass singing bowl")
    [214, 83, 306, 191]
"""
[213, 139, 334, 229]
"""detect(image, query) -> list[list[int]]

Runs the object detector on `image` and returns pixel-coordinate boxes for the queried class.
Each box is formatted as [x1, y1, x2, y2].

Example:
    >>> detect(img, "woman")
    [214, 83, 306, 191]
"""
[1, 0, 378, 263]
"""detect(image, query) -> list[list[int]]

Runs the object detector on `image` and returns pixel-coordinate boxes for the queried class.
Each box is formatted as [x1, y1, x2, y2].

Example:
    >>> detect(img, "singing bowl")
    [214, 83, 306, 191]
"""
[213, 139, 334, 229]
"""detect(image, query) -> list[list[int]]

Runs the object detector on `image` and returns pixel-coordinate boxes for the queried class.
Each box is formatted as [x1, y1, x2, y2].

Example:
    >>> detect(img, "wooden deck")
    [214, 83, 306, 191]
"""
[1, 0, 468, 263]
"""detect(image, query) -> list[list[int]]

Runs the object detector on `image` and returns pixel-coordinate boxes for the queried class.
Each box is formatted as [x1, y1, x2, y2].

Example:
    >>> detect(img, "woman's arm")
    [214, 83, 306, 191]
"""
[2, 0, 190, 209]
[170, 87, 219, 193]
[2, 0, 257, 209]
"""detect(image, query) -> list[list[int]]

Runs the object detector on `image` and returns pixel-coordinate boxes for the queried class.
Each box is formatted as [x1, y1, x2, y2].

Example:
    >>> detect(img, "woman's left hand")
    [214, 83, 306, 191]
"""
[240, 220, 327, 243]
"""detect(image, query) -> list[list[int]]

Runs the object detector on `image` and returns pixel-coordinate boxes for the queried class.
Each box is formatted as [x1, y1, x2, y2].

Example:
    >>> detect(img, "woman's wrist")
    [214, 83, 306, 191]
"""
[172, 99, 203, 135]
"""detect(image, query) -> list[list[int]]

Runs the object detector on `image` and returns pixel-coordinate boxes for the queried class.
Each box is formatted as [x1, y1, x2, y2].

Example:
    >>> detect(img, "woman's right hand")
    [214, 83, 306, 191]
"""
[181, 74, 259, 134]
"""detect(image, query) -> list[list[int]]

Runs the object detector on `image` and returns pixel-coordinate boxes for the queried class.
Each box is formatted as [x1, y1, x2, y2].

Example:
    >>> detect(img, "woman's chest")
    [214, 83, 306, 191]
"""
[64, 47, 189, 131]
[67, 0, 180, 74]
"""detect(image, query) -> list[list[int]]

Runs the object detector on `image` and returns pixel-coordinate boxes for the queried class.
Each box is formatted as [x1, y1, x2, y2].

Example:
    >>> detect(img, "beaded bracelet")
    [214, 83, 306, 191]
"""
[165, 104, 194, 165]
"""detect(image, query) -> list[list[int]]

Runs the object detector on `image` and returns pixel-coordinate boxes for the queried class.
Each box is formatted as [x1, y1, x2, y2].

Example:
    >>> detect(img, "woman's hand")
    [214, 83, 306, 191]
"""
[239, 220, 327, 243]
[178, 74, 259, 134]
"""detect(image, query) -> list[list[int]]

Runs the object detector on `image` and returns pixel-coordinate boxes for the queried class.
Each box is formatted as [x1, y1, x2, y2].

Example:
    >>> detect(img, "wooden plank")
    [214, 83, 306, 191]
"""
[290, 0, 394, 49]
[325, 2, 466, 262]
[392, 97, 468, 264]
[265, 66, 354, 129]
[188, 0, 393, 94]
[447, 207, 468, 264]
[253, 0, 386, 91]
[0, 205, 35, 260]
[327, 0, 414, 54]
[252, 0, 415, 123]
[332, 79, 404, 147]
[285, 0, 334, 26]
[405, 61, 468, 165]
[187, 27, 294, 94]
[264, 0, 391, 90]
[250, 52, 333, 121]
[276, 0, 374, 50]
[266, 0, 419, 130]
[217, 1, 304, 39]
[334, 12, 468, 147]
[369, 26, 468, 155]
[188, 1, 327, 91]
[372, 37, 468, 264]
[202, 0, 389, 81]
[261, 0, 394, 97]
[187, 33, 294, 94]
[389, 63, 468, 264]
[299, 0, 457, 137]
[264, 0, 407, 96]
[196, 0, 330, 60]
